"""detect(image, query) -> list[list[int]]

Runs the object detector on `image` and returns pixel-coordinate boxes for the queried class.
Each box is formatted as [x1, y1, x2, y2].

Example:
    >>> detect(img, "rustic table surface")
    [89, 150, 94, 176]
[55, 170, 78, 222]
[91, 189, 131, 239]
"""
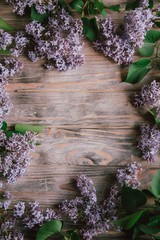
[1, 0, 160, 239]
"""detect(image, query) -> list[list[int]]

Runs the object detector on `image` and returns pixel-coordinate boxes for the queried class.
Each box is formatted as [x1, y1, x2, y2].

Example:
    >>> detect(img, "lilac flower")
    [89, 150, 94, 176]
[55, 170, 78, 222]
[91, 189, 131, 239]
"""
[123, 7, 154, 48]
[6, 0, 58, 15]
[0, 57, 23, 85]
[60, 198, 84, 221]
[0, 217, 24, 240]
[77, 175, 97, 204]
[0, 87, 12, 126]
[14, 201, 26, 217]
[138, 124, 160, 162]
[60, 175, 117, 240]
[10, 32, 29, 57]
[5, 0, 35, 15]
[103, 184, 120, 222]
[140, 0, 150, 8]
[60, 163, 142, 240]
[0, 191, 11, 210]
[44, 208, 61, 221]
[94, 3, 154, 65]
[22, 201, 44, 228]
[25, 9, 84, 71]
[0, 29, 13, 50]
[134, 80, 160, 107]
[35, 0, 58, 14]
[93, 17, 135, 65]
[0, 131, 36, 183]
[25, 21, 45, 39]
[116, 162, 142, 188]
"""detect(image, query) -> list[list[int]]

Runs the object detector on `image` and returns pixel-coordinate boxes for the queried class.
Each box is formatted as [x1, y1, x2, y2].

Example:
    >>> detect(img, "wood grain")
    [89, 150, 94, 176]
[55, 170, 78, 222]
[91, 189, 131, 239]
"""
[1, 1, 160, 239]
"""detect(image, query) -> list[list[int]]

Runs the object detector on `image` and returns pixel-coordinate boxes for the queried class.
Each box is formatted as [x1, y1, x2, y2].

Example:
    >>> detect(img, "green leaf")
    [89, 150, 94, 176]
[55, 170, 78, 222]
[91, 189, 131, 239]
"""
[114, 210, 146, 229]
[125, 59, 151, 84]
[154, 21, 160, 28]
[151, 170, 160, 197]
[66, 230, 80, 240]
[0, 49, 11, 55]
[149, 215, 160, 227]
[58, 0, 71, 13]
[138, 224, 160, 234]
[152, 236, 160, 240]
[139, 42, 154, 57]
[1, 121, 7, 131]
[82, 17, 99, 41]
[36, 220, 62, 240]
[69, 0, 84, 13]
[15, 124, 44, 134]
[132, 228, 140, 240]
[0, 17, 14, 31]
[94, 0, 106, 17]
[106, 4, 120, 12]
[144, 30, 160, 44]
[121, 186, 147, 214]
[31, 6, 48, 23]
[5, 130, 14, 138]
[125, 0, 140, 10]
[149, 0, 154, 9]
[148, 107, 160, 126]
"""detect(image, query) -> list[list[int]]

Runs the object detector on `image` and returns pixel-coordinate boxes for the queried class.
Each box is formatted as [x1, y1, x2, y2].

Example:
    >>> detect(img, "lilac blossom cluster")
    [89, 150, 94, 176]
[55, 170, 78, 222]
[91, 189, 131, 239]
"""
[60, 162, 141, 240]
[138, 124, 160, 162]
[0, 130, 37, 184]
[134, 80, 160, 107]
[116, 162, 142, 188]
[0, 197, 60, 239]
[0, 29, 13, 51]
[0, 57, 23, 127]
[94, 0, 154, 65]
[24, 9, 84, 71]
[134, 81, 160, 162]
[0, 57, 23, 86]
[2, 1, 84, 71]
[5, 0, 58, 15]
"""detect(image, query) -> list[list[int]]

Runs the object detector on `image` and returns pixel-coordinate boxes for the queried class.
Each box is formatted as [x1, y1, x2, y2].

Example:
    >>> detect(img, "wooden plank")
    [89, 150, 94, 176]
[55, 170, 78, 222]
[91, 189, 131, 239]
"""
[1, 1, 160, 239]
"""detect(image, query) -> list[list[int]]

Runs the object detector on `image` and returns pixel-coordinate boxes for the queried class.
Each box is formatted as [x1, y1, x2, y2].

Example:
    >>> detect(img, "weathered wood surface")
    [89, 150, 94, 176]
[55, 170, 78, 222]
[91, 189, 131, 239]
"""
[1, 0, 160, 239]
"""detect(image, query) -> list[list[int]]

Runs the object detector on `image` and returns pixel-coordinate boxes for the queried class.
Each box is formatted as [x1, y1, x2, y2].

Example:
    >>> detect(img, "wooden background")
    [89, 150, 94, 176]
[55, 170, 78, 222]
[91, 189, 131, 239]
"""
[1, 0, 160, 239]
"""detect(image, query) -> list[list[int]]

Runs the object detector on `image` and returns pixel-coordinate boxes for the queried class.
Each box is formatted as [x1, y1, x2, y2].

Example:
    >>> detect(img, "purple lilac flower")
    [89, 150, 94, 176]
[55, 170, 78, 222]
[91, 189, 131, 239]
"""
[6, 0, 58, 15]
[123, 7, 154, 48]
[0, 198, 61, 239]
[134, 80, 160, 107]
[0, 191, 11, 210]
[60, 175, 117, 240]
[35, 0, 58, 14]
[14, 201, 26, 217]
[25, 9, 84, 71]
[140, 0, 149, 8]
[0, 217, 24, 240]
[0, 29, 13, 50]
[0, 86, 12, 126]
[116, 162, 142, 188]
[5, 0, 36, 15]
[60, 197, 84, 221]
[77, 175, 97, 204]
[22, 201, 44, 229]
[44, 208, 61, 221]
[94, 2, 154, 65]
[0, 131, 36, 184]
[10, 32, 29, 57]
[93, 17, 135, 65]
[60, 163, 142, 240]
[103, 184, 120, 222]
[0, 57, 23, 85]
[138, 124, 160, 162]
